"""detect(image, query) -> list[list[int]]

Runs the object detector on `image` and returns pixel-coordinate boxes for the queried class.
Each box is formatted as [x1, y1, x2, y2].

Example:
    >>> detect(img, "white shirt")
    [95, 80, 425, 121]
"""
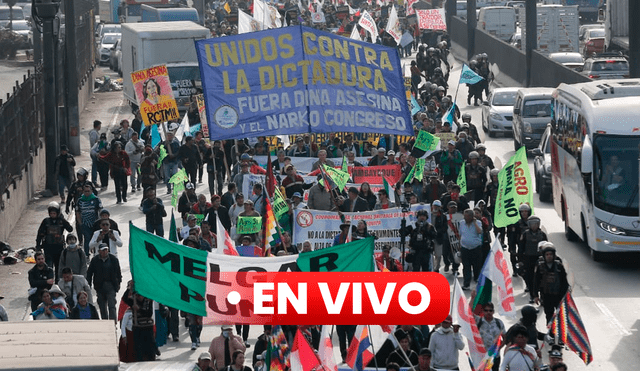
[500, 345, 541, 371]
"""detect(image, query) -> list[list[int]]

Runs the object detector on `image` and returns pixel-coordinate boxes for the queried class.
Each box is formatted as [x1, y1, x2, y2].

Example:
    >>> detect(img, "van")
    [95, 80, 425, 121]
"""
[0, 6, 25, 28]
[477, 6, 516, 42]
[512, 88, 554, 150]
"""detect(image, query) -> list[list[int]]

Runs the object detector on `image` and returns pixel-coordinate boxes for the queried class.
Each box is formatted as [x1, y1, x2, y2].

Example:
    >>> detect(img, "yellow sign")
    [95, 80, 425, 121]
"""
[131, 64, 180, 126]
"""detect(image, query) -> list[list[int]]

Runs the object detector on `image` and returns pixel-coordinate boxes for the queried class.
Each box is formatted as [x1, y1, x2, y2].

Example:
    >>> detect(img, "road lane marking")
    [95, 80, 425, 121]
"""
[594, 301, 632, 336]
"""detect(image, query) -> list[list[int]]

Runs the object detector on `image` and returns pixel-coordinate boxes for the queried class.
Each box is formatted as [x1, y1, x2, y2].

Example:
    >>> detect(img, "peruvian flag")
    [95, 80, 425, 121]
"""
[452, 280, 487, 367]
[216, 212, 239, 256]
[346, 325, 394, 369]
[291, 329, 322, 371]
[319, 326, 338, 371]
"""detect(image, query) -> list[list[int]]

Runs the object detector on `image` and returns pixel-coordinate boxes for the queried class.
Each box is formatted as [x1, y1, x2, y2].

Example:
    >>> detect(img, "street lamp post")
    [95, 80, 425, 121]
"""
[34, 0, 61, 195]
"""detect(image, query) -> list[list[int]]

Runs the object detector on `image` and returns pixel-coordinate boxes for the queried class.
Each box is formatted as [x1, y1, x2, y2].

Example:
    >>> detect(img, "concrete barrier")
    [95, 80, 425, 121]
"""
[0, 140, 47, 242]
[448, 16, 590, 88]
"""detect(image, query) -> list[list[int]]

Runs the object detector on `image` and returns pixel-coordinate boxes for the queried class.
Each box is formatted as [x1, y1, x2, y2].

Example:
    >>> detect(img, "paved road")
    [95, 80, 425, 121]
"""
[1, 56, 639, 370]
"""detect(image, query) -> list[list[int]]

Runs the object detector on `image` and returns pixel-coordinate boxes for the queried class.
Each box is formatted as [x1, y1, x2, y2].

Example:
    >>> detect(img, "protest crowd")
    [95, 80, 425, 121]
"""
[10, 1, 586, 371]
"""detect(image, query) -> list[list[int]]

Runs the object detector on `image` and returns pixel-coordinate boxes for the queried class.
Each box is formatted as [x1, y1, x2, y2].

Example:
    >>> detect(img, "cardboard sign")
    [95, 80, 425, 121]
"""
[237, 216, 263, 234]
[131, 64, 180, 126]
[416, 9, 447, 30]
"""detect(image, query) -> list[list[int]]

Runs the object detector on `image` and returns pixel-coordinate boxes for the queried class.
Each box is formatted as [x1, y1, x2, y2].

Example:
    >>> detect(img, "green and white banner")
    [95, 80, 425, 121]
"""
[493, 147, 533, 228]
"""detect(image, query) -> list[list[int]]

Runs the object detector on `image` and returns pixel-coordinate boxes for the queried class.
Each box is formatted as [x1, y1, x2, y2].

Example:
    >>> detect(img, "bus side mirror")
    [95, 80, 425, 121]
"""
[581, 135, 593, 174]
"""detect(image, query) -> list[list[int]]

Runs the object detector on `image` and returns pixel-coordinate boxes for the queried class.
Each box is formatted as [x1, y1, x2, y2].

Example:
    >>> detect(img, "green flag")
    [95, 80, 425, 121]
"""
[341, 155, 348, 173]
[169, 168, 189, 184]
[457, 162, 467, 194]
[296, 237, 375, 272]
[414, 130, 440, 151]
[494, 147, 534, 228]
[323, 164, 350, 191]
[237, 216, 263, 234]
[171, 182, 185, 208]
[272, 188, 288, 220]
[169, 211, 178, 242]
[157, 145, 167, 169]
[414, 158, 426, 182]
[129, 223, 208, 316]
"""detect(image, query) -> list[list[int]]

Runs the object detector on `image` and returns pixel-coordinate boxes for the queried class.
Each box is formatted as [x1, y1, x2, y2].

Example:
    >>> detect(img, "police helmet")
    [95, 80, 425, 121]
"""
[76, 167, 88, 178]
[527, 215, 541, 225]
[416, 209, 429, 218]
[519, 203, 531, 213]
[47, 201, 60, 213]
[490, 168, 500, 177]
[462, 113, 472, 121]
[468, 151, 480, 160]
[476, 143, 486, 150]
[428, 47, 436, 54]
[434, 67, 442, 74]
[481, 52, 488, 59]
[541, 243, 556, 255]
[419, 44, 426, 52]
[437, 86, 445, 92]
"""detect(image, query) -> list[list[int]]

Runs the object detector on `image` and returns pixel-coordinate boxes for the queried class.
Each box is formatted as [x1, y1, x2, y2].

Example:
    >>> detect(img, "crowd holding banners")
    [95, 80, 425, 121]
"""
[28, 2, 593, 368]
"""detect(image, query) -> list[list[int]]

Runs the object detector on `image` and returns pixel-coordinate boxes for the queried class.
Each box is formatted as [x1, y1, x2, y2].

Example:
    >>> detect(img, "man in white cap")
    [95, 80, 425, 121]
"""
[368, 147, 388, 166]
[209, 324, 246, 370]
[291, 192, 307, 210]
[193, 351, 213, 371]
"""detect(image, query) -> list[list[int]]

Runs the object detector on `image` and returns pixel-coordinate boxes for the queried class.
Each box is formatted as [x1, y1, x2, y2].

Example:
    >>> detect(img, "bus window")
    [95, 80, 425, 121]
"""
[593, 136, 640, 216]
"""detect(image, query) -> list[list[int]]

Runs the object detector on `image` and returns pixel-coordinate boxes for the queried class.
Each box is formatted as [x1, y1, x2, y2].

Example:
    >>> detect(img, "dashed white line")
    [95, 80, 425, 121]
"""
[594, 301, 632, 336]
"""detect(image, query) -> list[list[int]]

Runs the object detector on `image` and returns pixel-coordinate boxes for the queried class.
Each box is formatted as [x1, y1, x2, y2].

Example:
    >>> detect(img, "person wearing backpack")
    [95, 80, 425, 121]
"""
[58, 234, 87, 277]
[472, 299, 505, 371]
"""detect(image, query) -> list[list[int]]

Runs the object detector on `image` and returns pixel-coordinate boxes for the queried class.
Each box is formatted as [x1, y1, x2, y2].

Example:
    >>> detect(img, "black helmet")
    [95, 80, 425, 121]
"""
[462, 113, 471, 121]
[419, 44, 426, 52]
[428, 47, 435, 54]
[416, 209, 429, 218]
[519, 203, 531, 213]
[76, 167, 88, 178]
[437, 86, 445, 92]
[434, 67, 442, 74]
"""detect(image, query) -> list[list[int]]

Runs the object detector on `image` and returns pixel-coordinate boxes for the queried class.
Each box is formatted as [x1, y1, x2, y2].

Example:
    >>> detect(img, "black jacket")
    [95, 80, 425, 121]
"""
[70, 303, 101, 319]
[340, 196, 370, 212]
[28, 264, 54, 300]
[205, 205, 231, 234]
[87, 254, 122, 292]
[36, 217, 73, 248]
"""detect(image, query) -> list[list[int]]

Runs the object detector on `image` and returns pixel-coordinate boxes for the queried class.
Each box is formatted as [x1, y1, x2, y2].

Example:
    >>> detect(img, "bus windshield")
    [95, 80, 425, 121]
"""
[593, 135, 640, 216]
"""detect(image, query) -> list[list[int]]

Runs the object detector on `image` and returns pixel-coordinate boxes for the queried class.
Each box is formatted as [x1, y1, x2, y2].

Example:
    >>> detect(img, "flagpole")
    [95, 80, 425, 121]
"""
[366, 325, 380, 371]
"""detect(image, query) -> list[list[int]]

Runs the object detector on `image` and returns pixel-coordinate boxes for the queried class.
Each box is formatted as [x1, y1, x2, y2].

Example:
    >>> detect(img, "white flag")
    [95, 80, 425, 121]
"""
[238, 9, 264, 34]
[452, 280, 487, 367]
[485, 237, 517, 318]
[174, 114, 189, 142]
[350, 25, 361, 41]
[318, 326, 338, 371]
[385, 5, 402, 44]
[348, 4, 357, 14]
[254, 0, 282, 28]
[358, 10, 378, 43]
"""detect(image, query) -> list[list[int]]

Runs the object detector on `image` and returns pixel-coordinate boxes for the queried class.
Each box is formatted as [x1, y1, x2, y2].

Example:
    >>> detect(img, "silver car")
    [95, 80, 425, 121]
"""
[481, 87, 519, 137]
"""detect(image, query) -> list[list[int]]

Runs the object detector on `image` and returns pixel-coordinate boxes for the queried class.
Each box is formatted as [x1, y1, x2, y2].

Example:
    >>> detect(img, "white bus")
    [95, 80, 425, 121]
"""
[551, 79, 640, 261]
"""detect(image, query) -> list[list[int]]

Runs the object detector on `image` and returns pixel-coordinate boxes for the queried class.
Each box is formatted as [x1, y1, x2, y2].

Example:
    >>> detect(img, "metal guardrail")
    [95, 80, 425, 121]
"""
[0, 64, 44, 206]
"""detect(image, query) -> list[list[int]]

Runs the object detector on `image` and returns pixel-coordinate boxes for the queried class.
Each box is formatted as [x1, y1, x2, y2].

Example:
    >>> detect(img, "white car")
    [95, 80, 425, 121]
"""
[548, 52, 584, 70]
[97, 32, 119, 65]
[481, 87, 519, 137]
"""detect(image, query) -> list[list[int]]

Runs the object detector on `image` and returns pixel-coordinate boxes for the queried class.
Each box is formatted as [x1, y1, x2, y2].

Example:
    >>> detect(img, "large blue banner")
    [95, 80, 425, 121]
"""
[195, 26, 413, 140]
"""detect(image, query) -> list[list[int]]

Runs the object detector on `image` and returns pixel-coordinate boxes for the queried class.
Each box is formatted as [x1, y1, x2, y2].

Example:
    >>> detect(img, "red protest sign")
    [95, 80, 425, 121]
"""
[350, 165, 402, 185]
[417, 9, 447, 30]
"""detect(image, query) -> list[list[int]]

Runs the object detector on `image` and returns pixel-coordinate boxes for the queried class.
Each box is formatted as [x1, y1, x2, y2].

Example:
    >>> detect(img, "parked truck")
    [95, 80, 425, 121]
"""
[564, 0, 600, 22]
[140, 3, 199, 23]
[121, 21, 211, 113]
[521, 5, 579, 54]
[604, 0, 628, 54]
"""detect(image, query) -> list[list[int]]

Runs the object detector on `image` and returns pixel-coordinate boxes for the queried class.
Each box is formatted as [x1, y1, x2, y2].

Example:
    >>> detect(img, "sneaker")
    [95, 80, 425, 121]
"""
[191, 343, 197, 351]
[462, 285, 470, 290]
[123, 198, 127, 203]
[244, 341, 251, 348]
[131, 188, 136, 193]
[196, 338, 201, 347]
[444, 265, 450, 272]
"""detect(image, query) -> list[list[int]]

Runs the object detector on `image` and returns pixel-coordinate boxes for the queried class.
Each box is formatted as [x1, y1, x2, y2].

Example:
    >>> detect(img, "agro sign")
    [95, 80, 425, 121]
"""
[195, 26, 413, 140]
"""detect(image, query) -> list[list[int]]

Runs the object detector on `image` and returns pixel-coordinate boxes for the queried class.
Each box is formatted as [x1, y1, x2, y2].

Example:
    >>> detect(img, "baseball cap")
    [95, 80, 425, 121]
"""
[387, 150, 395, 156]
[199, 352, 212, 360]
[292, 192, 302, 198]
[377, 147, 386, 153]
[187, 214, 197, 221]
[186, 182, 195, 190]
[240, 153, 251, 160]
[221, 324, 233, 330]
[433, 200, 442, 207]
[447, 201, 458, 208]
[448, 140, 456, 146]
[98, 243, 109, 251]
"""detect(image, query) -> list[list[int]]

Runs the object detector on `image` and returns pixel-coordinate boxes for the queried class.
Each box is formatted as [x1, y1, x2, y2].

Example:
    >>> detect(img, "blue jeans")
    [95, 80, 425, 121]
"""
[81, 224, 94, 257]
[58, 176, 71, 198]
[163, 161, 180, 191]
[146, 223, 164, 237]
[91, 155, 98, 184]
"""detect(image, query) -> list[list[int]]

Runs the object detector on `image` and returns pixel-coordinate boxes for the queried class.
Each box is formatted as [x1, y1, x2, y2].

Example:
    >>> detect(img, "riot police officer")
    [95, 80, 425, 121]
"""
[519, 215, 548, 303]
[465, 151, 487, 203]
[507, 203, 531, 277]
[408, 209, 437, 272]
